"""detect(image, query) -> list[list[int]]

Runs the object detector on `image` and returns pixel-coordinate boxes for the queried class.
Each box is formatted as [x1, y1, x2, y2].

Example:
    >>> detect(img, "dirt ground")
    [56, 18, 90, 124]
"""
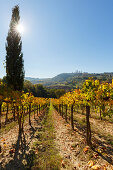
[0, 107, 113, 170]
[73, 112, 113, 137]
[53, 110, 113, 170]
[0, 111, 45, 170]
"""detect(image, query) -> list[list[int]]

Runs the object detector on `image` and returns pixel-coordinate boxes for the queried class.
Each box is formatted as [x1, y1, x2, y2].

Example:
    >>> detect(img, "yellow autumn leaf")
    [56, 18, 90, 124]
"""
[91, 164, 101, 170]
[88, 160, 94, 167]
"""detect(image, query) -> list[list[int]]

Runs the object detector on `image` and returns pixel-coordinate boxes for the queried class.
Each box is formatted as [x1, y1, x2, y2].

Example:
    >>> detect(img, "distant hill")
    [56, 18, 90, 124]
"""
[25, 72, 113, 89]
[25, 77, 39, 81]
[25, 72, 84, 84]
[25, 77, 50, 84]
[51, 73, 76, 82]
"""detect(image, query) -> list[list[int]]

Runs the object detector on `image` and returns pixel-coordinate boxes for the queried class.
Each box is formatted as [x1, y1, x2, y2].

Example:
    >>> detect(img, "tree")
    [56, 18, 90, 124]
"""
[23, 80, 33, 93]
[6, 5, 24, 91]
[35, 84, 48, 98]
[55, 89, 65, 98]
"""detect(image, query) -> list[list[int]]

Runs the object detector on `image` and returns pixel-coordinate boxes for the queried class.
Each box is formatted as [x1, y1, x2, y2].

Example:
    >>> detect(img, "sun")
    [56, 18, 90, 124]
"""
[16, 24, 24, 34]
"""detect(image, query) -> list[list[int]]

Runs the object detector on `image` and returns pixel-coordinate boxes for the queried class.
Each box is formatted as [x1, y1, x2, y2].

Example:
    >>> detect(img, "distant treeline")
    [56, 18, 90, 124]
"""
[1, 77, 66, 98]
[23, 80, 65, 98]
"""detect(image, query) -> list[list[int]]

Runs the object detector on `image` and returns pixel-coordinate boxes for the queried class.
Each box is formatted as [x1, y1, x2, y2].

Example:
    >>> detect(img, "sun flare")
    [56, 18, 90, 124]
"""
[16, 24, 24, 34]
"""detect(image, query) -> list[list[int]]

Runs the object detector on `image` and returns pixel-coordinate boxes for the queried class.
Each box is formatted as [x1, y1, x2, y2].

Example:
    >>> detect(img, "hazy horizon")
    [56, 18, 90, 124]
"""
[24, 71, 113, 79]
[1, 71, 113, 79]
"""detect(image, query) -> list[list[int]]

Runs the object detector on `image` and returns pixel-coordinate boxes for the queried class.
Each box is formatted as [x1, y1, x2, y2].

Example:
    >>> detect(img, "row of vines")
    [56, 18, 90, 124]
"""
[1, 78, 113, 150]
[52, 78, 113, 146]
[0, 82, 50, 152]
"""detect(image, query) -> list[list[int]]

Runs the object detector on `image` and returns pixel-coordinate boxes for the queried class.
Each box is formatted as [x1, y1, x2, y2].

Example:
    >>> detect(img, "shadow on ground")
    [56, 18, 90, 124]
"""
[0, 118, 43, 170]
[60, 112, 113, 166]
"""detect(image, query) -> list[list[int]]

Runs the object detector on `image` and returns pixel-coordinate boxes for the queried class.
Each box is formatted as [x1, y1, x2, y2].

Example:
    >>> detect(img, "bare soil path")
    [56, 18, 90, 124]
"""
[53, 109, 113, 170]
[73, 112, 113, 138]
[0, 110, 45, 170]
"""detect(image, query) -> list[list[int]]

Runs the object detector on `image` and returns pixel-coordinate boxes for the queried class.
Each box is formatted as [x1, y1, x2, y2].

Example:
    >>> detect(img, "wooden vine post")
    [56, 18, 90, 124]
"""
[21, 105, 24, 132]
[39, 104, 40, 114]
[29, 102, 31, 125]
[71, 104, 74, 130]
[5, 102, 9, 124]
[16, 105, 23, 134]
[100, 107, 102, 120]
[65, 104, 67, 122]
[62, 103, 63, 117]
[37, 105, 38, 116]
[16, 106, 20, 133]
[86, 105, 92, 146]
[34, 106, 35, 119]
[59, 104, 61, 116]
[12, 102, 15, 121]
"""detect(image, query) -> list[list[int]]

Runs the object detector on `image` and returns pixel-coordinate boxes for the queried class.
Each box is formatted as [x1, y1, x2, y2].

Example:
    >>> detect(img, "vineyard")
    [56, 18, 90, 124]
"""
[0, 78, 113, 169]
[0, 1, 113, 169]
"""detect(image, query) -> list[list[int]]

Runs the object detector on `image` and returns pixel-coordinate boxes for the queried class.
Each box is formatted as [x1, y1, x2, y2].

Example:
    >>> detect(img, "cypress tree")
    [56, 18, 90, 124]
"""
[6, 5, 24, 91]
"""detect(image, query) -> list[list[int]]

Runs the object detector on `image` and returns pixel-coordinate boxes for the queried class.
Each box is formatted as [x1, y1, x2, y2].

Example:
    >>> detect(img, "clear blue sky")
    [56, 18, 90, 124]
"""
[0, 0, 113, 78]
